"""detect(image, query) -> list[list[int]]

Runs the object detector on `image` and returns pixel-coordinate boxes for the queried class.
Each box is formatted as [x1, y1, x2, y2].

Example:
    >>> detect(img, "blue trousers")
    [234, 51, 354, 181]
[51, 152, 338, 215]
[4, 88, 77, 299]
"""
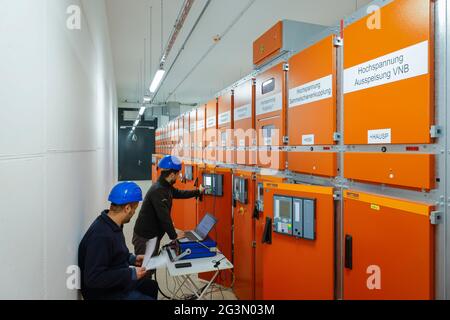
[124, 279, 159, 300]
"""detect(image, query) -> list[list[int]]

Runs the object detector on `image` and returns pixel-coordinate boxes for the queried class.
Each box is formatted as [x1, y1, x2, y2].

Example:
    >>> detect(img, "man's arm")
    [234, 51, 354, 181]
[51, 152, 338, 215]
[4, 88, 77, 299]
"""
[150, 190, 178, 240]
[83, 236, 134, 289]
[172, 188, 201, 199]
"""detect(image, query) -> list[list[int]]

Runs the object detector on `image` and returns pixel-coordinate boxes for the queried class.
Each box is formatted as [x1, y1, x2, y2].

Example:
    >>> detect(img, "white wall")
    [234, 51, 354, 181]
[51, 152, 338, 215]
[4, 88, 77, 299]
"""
[0, 0, 117, 299]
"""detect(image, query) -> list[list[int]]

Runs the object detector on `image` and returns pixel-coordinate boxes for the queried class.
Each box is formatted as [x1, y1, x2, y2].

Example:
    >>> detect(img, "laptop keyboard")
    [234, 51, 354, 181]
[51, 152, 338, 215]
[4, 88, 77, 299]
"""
[185, 231, 198, 241]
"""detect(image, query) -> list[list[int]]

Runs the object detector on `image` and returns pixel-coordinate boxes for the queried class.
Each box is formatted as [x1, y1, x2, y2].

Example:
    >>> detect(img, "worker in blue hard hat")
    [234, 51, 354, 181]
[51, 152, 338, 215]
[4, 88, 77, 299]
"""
[133, 155, 205, 263]
[78, 182, 158, 300]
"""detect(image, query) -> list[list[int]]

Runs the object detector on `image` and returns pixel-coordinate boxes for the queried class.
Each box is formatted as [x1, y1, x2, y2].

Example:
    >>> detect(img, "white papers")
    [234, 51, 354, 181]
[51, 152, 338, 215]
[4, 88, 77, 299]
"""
[142, 238, 168, 270]
[144, 255, 168, 270]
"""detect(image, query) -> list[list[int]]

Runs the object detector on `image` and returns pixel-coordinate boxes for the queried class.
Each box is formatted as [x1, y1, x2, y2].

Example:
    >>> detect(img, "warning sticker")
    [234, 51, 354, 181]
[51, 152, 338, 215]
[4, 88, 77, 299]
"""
[344, 41, 429, 94]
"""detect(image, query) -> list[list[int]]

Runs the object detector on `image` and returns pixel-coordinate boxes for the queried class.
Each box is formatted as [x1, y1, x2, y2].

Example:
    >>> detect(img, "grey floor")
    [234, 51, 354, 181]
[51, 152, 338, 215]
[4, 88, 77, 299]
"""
[125, 181, 238, 301]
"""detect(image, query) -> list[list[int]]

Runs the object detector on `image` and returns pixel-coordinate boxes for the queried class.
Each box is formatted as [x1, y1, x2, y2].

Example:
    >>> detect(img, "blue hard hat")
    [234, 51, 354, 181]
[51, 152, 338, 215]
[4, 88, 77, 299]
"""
[158, 155, 182, 171]
[108, 182, 143, 205]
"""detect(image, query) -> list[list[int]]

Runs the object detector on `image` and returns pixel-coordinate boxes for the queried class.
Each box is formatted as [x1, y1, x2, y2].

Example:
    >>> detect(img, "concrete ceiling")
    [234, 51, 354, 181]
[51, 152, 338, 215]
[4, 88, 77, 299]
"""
[106, 0, 372, 107]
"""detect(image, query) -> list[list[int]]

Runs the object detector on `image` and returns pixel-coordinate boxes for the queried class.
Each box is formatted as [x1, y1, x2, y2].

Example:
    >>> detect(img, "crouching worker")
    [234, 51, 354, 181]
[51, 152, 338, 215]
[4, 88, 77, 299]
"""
[78, 182, 158, 300]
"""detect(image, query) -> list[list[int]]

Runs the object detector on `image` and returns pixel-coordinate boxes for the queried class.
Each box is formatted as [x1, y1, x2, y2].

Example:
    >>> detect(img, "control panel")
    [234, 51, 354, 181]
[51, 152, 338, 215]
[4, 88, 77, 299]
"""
[203, 174, 223, 196]
[273, 195, 316, 240]
[233, 177, 248, 204]
[273, 196, 293, 235]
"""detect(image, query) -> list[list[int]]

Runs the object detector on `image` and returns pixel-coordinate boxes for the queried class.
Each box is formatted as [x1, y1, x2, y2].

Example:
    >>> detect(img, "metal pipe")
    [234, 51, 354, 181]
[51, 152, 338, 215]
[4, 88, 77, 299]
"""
[151, 0, 213, 104]
[165, 0, 256, 103]
[159, 0, 195, 67]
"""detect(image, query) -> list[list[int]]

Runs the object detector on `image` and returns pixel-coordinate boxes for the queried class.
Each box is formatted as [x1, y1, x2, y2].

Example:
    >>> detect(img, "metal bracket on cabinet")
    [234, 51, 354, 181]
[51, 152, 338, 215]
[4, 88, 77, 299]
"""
[430, 211, 443, 225]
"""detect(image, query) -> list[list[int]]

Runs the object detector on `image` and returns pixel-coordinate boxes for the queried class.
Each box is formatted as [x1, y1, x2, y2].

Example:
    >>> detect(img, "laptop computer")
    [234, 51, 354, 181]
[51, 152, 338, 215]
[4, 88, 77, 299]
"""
[179, 213, 218, 243]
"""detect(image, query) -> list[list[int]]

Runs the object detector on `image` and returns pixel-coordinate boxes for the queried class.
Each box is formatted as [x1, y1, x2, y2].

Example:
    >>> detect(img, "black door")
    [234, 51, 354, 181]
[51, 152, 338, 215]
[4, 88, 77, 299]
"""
[118, 108, 157, 181]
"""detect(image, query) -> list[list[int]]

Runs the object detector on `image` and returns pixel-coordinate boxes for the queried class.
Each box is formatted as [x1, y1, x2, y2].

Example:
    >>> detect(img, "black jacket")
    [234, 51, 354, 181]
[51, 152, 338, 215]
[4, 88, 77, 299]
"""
[134, 176, 200, 240]
[78, 211, 136, 300]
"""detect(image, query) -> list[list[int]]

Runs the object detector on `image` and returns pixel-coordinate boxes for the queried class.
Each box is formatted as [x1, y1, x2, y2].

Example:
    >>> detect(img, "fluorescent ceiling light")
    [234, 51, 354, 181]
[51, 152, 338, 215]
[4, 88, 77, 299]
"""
[134, 120, 140, 127]
[139, 107, 146, 116]
[149, 69, 166, 93]
[143, 96, 151, 102]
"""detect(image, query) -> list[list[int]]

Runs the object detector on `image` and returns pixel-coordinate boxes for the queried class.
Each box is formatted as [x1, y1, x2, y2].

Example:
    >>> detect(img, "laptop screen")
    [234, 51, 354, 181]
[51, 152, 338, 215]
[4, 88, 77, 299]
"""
[195, 214, 218, 239]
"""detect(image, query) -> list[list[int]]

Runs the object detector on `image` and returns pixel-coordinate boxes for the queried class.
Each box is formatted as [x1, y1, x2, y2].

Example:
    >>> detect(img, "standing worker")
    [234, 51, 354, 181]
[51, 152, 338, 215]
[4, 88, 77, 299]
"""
[133, 155, 204, 258]
[78, 182, 158, 300]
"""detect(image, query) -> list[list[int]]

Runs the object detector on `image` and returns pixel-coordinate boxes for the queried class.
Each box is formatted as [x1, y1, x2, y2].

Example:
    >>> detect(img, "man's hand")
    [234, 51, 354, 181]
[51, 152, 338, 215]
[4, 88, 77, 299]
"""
[198, 185, 205, 194]
[135, 255, 145, 267]
[135, 267, 147, 280]
[176, 231, 186, 240]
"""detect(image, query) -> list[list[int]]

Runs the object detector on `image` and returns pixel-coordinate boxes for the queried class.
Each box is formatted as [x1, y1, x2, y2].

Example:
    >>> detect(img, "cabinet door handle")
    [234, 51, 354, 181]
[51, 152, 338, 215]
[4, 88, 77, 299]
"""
[345, 235, 353, 270]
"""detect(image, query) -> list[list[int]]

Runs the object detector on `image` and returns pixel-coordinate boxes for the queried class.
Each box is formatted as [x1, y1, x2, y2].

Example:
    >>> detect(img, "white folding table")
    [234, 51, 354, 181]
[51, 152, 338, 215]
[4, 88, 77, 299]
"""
[163, 249, 233, 300]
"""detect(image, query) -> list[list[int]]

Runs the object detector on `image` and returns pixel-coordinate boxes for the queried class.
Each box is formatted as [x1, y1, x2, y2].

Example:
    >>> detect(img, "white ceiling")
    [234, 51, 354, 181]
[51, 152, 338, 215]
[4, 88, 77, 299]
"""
[106, 0, 372, 107]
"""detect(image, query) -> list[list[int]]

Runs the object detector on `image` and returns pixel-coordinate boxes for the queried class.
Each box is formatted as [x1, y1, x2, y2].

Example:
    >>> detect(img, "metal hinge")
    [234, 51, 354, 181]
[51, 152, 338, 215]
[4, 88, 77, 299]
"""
[430, 125, 443, 138]
[333, 191, 342, 201]
[430, 211, 443, 225]
[333, 132, 342, 142]
[283, 63, 290, 71]
[252, 241, 257, 248]
[283, 136, 289, 144]
[334, 36, 344, 47]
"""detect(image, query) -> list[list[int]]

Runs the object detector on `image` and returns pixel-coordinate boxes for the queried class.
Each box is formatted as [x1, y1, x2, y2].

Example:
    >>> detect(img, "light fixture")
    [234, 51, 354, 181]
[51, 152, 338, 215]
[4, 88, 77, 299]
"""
[143, 96, 151, 103]
[149, 69, 166, 93]
[139, 107, 146, 116]
[134, 120, 140, 127]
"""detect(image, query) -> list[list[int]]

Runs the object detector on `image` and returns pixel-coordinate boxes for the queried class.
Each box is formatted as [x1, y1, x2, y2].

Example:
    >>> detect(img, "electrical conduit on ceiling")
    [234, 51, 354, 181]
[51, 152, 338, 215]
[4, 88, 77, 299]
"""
[151, 0, 213, 104]
[164, 0, 257, 103]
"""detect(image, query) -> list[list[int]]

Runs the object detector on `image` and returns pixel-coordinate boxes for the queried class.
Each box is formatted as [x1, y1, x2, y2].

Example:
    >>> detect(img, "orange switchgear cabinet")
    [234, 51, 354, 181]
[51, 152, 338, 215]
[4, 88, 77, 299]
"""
[343, 190, 435, 300]
[234, 79, 255, 166]
[255, 63, 286, 171]
[253, 20, 327, 67]
[169, 121, 175, 155]
[343, 0, 434, 145]
[254, 175, 285, 300]
[344, 152, 435, 190]
[177, 117, 184, 158]
[155, 129, 160, 154]
[195, 106, 206, 161]
[205, 99, 218, 162]
[233, 170, 256, 300]
[287, 34, 337, 177]
[182, 113, 190, 159]
[189, 109, 197, 160]
[172, 161, 198, 231]
[259, 182, 335, 300]
[197, 166, 233, 287]
[217, 91, 234, 164]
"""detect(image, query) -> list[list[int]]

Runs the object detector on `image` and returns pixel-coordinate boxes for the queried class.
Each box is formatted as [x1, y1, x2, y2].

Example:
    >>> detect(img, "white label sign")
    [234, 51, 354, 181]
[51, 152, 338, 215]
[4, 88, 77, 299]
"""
[197, 120, 204, 130]
[218, 111, 231, 125]
[190, 123, 196, 132]
[302, 134, 315, 146]
[256, 93, 282, 116]
[289, 75, 333, 108]
[368, 128, 391, 144]
[207, 116, 216, 128]
[344, 41, 429, 94]
[239, 139, 245, 147]
[234, 104, 252, 121]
